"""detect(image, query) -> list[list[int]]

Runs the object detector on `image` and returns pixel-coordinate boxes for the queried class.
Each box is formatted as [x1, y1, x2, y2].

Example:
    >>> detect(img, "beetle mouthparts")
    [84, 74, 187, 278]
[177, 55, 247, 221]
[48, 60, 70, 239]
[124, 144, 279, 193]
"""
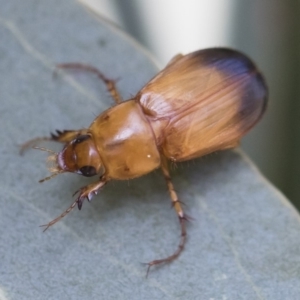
[33, 146, 64, 182]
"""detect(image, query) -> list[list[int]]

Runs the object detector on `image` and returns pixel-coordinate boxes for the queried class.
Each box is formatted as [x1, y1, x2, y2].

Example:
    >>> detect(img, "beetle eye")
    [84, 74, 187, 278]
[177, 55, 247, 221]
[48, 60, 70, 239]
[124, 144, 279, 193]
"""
[79, 166, 97, 177]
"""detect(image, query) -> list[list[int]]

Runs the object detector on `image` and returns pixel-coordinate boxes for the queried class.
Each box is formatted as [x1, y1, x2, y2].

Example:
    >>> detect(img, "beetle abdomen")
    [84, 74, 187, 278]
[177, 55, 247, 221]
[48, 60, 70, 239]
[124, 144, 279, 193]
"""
[139, 48, 268, 161]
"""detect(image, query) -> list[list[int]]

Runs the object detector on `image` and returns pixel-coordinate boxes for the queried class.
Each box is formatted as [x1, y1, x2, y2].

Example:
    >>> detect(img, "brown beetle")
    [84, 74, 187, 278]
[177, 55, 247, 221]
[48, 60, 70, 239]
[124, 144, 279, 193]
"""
[22, 48, 267, 275]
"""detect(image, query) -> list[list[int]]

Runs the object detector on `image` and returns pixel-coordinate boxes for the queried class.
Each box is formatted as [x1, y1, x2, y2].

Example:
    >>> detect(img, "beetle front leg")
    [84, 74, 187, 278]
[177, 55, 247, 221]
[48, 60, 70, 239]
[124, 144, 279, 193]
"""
[145, 156, 188, 276]
[73, 175, 110, 210]
[40, 175, 109, 231]
[20, 129, 86, 154]
[49, 129, 86, 143]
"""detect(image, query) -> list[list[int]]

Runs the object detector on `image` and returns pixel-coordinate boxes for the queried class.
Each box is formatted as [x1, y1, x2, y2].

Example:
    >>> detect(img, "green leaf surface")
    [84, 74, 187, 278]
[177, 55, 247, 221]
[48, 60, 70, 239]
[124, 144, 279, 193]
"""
[1, 1, 300, 299]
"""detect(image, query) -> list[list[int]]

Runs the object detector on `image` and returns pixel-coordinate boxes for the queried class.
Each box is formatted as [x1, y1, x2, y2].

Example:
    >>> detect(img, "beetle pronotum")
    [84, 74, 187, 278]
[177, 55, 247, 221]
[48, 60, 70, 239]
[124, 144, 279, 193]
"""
[22, 48, 268, 275]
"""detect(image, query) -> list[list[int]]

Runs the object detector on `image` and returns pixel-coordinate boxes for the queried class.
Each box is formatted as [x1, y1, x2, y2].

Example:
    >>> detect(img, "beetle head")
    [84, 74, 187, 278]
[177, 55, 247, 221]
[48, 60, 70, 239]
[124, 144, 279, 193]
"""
[57, 134, 102, 177]
[35, 134, 103, 183]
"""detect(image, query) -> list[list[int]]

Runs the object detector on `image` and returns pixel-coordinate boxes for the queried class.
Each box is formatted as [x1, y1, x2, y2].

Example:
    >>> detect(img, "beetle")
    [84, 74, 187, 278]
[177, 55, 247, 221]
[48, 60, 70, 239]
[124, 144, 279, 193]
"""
[21, 48, 268, 275]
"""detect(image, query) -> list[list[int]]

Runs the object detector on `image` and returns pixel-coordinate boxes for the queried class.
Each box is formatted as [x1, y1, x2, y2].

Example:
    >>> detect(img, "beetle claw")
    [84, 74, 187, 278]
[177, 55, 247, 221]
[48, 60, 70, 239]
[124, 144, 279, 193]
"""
[76, 189, 88, 210]
[74, 185, 98, 209]
[77, 197, 84, 210]
[87, 192, 94, 202]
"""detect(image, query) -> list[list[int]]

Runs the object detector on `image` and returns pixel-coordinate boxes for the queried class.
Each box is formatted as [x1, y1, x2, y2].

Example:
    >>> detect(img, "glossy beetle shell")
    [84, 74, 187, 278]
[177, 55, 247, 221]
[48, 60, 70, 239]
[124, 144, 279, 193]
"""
[138, 48, 267, 161]
[77, 48, 267, 181]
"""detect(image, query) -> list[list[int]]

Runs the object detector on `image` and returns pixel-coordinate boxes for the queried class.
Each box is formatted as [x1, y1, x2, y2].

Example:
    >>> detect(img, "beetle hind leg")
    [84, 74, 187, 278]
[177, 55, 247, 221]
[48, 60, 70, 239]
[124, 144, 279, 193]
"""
[145, 156, 188, 277]
[56, 63, 122, 104]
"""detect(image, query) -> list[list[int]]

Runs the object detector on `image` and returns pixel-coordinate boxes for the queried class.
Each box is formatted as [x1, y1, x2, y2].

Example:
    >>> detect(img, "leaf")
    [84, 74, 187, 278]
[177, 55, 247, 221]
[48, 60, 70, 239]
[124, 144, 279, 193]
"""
[1, 1, 300, 299]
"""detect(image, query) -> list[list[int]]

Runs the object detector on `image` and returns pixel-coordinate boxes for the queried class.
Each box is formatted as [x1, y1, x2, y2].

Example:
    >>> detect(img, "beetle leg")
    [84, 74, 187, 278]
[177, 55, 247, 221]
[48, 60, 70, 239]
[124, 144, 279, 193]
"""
[73, 175, 109, 210]
[20, 129, 85, 155]
[145, 156, 187, 276]
[56, 63, 122, 104]
[40, 176, 109, 231]
[49, 129, 85, 143]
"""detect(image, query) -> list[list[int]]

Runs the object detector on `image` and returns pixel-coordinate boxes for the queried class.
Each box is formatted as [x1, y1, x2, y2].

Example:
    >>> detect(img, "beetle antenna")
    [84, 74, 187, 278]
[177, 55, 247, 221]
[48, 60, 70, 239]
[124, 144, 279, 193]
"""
[40, 199, 78, 231]
[38, 171, 63, 183]
[19, 137, 52, 155]
[33, 146, 57, 155]
[32, 146, 64, 182]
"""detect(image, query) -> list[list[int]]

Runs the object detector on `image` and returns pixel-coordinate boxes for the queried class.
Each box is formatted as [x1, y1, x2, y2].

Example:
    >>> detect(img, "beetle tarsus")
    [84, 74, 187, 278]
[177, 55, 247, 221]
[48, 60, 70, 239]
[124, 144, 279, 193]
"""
[145, 215, 187, 277]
